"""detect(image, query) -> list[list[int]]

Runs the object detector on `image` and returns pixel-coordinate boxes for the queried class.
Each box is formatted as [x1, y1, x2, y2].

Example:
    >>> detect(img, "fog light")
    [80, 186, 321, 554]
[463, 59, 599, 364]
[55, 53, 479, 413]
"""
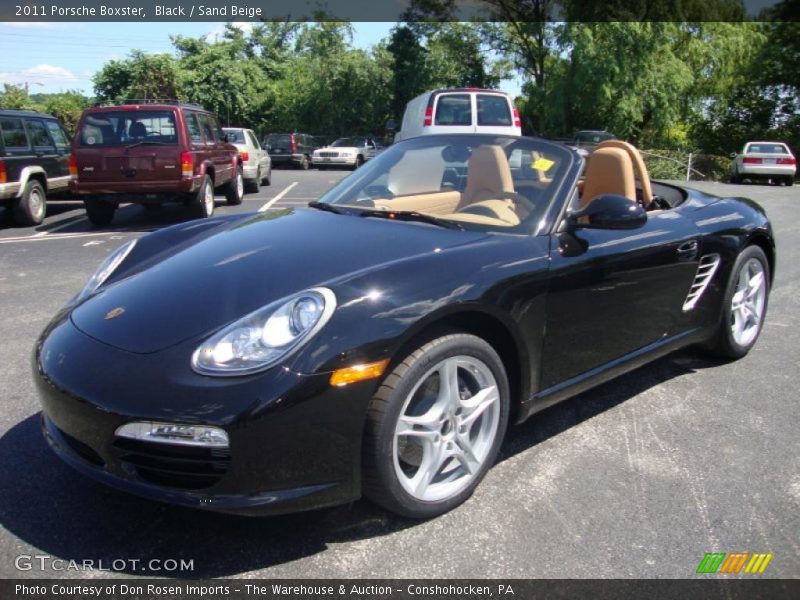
[115, 421, 229, 448]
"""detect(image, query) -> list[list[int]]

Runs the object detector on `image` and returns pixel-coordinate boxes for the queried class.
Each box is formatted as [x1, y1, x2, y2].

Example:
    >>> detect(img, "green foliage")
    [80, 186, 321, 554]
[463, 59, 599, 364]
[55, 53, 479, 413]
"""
[40, 91, 90, 132]
[93, 50, 181, 102]
[0, 84, 37, 110]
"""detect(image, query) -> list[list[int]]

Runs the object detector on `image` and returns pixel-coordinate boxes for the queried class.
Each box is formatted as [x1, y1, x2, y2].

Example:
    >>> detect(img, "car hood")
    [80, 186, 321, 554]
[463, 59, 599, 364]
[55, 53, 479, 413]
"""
[71, 208, 487, 354]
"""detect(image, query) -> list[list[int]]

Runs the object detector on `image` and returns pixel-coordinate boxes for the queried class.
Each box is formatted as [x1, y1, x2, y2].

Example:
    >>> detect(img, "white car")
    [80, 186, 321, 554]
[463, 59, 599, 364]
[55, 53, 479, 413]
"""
[731, 141, 795, 186]
[223, 127, 271, 192]
[395, 88, 522, 142]
[312, 137, 381, 170]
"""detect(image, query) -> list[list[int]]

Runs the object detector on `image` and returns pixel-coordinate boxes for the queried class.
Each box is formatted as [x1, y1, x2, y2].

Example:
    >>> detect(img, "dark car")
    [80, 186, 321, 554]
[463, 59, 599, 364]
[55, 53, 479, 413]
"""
[0, 109, 72, 226]
[34, 134, 774, 519]
[263, 133, 319, 169]
[70, 102, 244, 226]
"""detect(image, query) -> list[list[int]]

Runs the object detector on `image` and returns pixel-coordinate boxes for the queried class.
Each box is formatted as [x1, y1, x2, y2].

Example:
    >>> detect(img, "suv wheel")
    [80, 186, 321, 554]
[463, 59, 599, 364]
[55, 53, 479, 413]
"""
[13, 179, 47, 226]
[84, 198, 116, 227]
[192, 175, 215, 218]
[225, 167, 244, 205]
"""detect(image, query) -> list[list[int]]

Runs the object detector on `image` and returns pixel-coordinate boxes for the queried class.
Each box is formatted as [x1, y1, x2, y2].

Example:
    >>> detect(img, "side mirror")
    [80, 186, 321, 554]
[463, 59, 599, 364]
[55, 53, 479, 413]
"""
[386, 119, 397, 132]
[568, 194, 647, 230]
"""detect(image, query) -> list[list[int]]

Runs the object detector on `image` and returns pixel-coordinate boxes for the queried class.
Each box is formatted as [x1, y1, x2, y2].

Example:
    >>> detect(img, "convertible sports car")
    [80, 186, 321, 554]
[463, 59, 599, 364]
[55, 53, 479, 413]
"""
[34, 134, 774, 518]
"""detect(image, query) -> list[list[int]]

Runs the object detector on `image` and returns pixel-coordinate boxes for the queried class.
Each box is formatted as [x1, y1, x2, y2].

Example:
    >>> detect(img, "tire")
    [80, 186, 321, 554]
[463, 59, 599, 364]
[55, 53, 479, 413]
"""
[353, 155, 364, 170]
[298, 155, 310, 170]
[191, 175, 215, 218]
[12, 179, 46, 226]
[786, 176, 794, 187]
[84, 198, 116, 227]
[245, 171, 260, 194]
[261, 166, 271, 186]
[705, 245, 770, 359]
[362, 333, 510, 518]
[224, 167, 244, 206]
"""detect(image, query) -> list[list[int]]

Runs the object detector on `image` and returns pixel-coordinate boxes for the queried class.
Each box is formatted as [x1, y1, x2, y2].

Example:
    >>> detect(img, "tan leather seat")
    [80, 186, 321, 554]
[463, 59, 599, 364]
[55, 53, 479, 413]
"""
[459, 145, 515, 207]
[579, 147, 636, 209]
[596, 140, 654, 207]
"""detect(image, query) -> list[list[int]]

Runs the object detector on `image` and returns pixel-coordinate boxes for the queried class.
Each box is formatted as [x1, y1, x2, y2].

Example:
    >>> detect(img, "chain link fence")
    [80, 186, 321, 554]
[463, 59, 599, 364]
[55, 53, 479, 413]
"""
[640, 149, 733, 182]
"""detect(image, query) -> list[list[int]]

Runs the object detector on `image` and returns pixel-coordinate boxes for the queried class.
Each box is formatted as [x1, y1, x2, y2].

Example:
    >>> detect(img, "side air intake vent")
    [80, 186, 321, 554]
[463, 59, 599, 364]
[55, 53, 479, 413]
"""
[683, 254, 721, 312]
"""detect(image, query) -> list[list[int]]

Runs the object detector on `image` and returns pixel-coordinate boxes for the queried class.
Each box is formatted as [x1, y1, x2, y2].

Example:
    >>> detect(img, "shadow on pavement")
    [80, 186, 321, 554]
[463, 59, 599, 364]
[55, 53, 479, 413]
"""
[0, 347, 723, 578]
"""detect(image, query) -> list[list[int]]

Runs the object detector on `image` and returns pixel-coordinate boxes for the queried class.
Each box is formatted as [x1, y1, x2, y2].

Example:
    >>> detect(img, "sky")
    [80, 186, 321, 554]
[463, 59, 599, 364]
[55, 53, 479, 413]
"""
[0, 21, 522, 97]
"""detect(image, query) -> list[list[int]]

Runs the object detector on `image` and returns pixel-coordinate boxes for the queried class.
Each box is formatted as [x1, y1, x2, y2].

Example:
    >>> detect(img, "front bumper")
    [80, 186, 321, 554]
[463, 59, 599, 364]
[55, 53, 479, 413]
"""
[33, 315, 376, 515]
[0, 181, 21, 200]
[312, 156, 357, 166]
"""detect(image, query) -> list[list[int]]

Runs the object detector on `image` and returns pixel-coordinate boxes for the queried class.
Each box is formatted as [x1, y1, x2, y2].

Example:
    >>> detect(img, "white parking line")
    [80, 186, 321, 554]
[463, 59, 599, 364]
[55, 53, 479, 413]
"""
[0, 230, 146, 245]
[258, 182, 298, 212]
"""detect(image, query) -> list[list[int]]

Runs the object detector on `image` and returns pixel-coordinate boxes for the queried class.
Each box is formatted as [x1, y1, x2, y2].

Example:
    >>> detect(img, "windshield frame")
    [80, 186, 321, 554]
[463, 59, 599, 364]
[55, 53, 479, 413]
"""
[314, 134, 581, 236]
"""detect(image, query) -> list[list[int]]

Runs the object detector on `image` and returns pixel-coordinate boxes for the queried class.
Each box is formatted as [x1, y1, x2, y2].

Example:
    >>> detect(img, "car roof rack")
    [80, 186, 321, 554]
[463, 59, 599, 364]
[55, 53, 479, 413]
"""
[92, 99, 206, 110]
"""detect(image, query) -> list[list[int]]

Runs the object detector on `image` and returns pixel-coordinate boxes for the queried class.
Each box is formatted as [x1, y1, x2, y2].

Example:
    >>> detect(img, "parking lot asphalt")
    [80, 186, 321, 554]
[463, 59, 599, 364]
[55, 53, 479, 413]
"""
[0, 175, 798, 579]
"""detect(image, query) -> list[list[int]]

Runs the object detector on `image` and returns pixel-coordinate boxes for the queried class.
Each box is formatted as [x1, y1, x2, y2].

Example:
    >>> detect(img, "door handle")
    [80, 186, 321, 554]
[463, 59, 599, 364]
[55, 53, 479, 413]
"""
[677, 240, 699, 260]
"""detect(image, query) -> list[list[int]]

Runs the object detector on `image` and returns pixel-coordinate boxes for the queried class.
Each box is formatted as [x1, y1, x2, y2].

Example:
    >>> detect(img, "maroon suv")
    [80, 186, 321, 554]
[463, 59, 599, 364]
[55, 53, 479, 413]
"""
[70, 102, 243, 226]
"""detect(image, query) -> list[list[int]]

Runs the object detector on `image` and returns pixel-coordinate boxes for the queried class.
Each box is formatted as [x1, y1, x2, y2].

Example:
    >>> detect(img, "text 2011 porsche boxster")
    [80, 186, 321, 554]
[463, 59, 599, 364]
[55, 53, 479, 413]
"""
[34, 135, 774, 518]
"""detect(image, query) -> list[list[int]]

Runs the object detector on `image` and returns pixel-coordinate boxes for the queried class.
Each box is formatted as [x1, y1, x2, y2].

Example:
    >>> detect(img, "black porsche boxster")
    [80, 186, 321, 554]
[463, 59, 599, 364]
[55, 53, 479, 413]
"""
[34, 134, 774, 518]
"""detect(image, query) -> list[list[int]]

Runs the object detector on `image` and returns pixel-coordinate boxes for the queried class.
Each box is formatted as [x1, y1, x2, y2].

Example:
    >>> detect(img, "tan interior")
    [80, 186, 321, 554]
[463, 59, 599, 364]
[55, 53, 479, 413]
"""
[374, 190, 461, 214]
[596, 139, 654, 206]
[580, 147, 636, 209]
[457, 145, 516, 210]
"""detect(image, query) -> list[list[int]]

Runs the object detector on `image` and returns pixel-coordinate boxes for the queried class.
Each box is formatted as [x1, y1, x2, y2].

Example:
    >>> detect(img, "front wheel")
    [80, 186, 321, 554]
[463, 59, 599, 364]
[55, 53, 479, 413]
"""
[362, 333, 510, 518]
[191, 175, 215, 218]
[706, 245, 770, 359]
[12, 179, 47, 226]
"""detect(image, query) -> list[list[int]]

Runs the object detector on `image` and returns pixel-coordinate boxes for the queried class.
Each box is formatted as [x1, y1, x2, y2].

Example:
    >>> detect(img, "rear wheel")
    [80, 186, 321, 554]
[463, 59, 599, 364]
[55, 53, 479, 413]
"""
[362, 333, 509, 518]
[224, 167, 244, 205]
[298, 155, 309, 170]
[785, 175, 794, 187]
[84, 198, 116, 227]
[245, 169, 260, 194]
[353, 155, 364, 170]
[706, 245, 770, 359]
[191, 175, 215, 218]
[262, 166, 271, 186]
[12, 179, 46, 226]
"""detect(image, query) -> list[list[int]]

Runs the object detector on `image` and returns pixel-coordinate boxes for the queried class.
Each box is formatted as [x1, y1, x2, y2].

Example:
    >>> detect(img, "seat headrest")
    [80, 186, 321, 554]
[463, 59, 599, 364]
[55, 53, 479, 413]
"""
[581, 147, 636, 207]
[129, 122, 147, 139]
[462, 145, 514, 205]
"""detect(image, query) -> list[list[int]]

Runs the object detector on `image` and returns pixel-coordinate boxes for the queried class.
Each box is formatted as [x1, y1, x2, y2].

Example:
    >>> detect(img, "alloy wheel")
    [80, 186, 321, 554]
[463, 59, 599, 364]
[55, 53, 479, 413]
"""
[730, 257, 766, 347]
[393, 355, 500, 502]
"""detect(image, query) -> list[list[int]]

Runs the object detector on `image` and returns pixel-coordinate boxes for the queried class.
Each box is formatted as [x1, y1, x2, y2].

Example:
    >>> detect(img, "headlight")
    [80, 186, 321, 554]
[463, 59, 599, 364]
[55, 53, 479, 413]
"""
[192, 287, 336, 376]
[75, 239, 137, 302]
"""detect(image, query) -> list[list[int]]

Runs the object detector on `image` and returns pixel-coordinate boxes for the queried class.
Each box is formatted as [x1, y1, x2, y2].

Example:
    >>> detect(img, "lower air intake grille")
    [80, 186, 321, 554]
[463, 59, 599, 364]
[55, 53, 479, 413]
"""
[113, 438, 231, 490]
[683, 253, 721, 311]
[58, 426, 105, 467]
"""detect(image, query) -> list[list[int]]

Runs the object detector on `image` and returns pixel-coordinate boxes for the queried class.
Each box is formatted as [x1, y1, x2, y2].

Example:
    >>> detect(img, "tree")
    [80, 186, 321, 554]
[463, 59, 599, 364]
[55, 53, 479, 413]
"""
[0, 84, 36, 110]
[387, 26, 429, 121]
[41, 91, 90, 132]
[93, 50, 181, 102]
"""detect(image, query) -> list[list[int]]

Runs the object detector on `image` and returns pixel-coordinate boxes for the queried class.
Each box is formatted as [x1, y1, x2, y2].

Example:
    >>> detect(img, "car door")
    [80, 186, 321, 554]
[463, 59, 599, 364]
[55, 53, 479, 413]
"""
[197, 113, 230, 185]
[24, 118, 61, 184]
[539, 209, 701, 390]
[246, 130, 267, 171]
[0, 116, 32, 191]
[43, 119, 71, 192]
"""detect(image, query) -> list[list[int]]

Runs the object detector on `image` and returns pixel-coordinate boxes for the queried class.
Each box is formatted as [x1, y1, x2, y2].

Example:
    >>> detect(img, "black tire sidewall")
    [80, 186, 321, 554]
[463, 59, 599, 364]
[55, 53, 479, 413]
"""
[84, 198, 116, 227]
[367, 334, 510, 518]
[715, 245, 770, 358]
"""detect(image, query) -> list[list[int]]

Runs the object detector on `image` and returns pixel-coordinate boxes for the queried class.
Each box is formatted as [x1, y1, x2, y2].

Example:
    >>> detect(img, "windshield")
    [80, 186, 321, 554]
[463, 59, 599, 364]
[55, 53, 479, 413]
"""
[332, 137, 366, 147]
[223, 128, 245, 143]
[745, 143, 790, 154]
[315, 134, 573, 234]
[78, 110, 178, 147]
